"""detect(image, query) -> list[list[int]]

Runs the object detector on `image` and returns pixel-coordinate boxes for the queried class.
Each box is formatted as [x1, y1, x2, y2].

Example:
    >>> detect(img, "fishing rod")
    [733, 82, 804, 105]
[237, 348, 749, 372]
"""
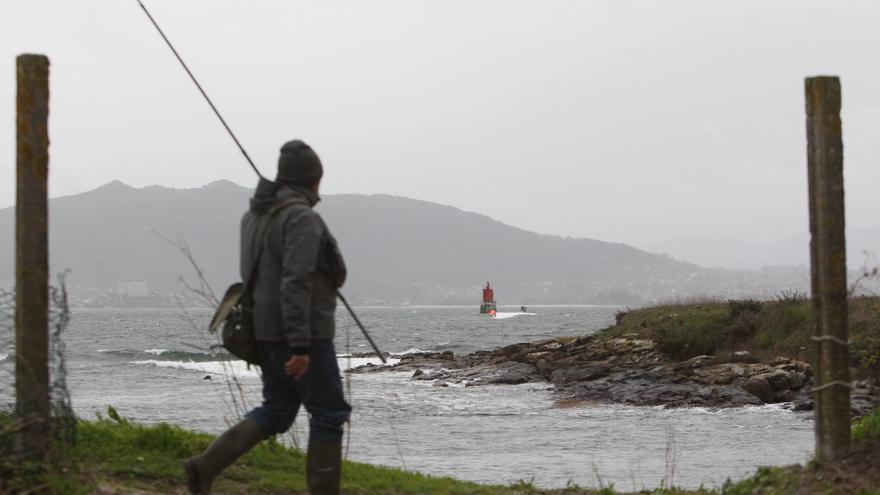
[137, 0, 387, 363]
[337, 292, 387, 363]
[136, 0, 263, 180]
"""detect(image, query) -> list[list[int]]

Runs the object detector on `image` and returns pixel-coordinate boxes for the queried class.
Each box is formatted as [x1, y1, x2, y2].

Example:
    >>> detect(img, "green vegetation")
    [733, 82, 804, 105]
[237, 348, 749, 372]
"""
[718, 407, 880, 495]
[2, 409, 525, 494]
[604, 295, 880, 376]
[853, 406, 880, 443]
[4, 407, 875, 494]
[720, 466, 793, 495]
[0, 408, 779, 495]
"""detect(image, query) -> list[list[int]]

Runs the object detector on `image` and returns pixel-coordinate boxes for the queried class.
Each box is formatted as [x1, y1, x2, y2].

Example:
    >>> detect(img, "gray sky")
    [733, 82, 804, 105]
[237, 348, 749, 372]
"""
[3, 0, 880, 251]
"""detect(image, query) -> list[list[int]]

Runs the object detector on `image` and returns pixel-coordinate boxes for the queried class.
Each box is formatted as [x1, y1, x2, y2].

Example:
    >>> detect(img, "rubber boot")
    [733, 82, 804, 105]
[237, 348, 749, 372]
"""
[182, 418, 266, 494]
[306, 439, 343, 495]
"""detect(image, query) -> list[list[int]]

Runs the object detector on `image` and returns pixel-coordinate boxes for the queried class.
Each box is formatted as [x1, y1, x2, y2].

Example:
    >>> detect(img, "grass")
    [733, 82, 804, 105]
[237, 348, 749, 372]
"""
[718, 407, 880, 495]
[603, 295, 880, 376]
[6, 407, 876, 494]
[853, 406, 880, 443]
[0, 410, 778, 495]
[719, 466, 795, 495]
[2, 409, 726, 495]
[0, 409, 524, 495]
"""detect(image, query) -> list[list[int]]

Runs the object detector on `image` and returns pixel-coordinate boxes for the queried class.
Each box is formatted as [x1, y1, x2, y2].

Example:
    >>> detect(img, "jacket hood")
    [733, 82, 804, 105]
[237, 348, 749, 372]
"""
[249, 178, 320, 214]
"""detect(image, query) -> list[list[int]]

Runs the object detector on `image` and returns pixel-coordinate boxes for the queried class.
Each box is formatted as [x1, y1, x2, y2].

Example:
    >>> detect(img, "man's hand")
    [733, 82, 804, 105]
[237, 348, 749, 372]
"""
[284, 355, 310, 380]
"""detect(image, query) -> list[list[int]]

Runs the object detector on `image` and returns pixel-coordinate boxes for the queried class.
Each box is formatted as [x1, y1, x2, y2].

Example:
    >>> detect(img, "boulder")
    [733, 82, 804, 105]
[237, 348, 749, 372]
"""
[675, 355, 714, 371]
[743, 376, 775, 402]
[549, 366, 609, 385]
[728, 350, 757, 363]
[526, 351, 550, 363]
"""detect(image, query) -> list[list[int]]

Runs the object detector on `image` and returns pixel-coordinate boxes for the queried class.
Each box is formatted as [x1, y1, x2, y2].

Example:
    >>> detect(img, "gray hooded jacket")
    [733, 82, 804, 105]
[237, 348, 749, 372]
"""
[241, 179, 347, 349]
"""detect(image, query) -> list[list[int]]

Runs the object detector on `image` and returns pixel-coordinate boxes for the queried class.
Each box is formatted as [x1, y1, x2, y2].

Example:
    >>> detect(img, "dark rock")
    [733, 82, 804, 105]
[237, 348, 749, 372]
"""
[674, 355, 714, 371]
[776, 389, 796, 402]
[728, 350, 759, 363]
[716, 387, 764, 406]
[349, 334, 873, 411]
[489, 372, 530, 385]
[549, 366, 609, 385]
[743, 376, 775, 403]
[791, 400, 814, 412]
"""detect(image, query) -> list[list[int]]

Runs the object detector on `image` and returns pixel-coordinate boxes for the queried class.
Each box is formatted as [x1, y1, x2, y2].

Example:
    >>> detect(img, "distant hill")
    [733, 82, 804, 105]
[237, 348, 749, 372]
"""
[0, 181, 810, 305]
[645, 228, 880, 271]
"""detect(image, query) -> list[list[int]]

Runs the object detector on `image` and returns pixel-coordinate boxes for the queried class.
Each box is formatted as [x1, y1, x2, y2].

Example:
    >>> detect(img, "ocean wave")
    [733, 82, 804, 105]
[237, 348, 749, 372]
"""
[739, 403, 794, 414]
[392, 348, 432, 356]
[143, 349, 226, 361]
[131, 355, 399, 376]
[338, 356, 400, 369]
[132, 359, 260, 378]
[492, 312, 537, 320]
[0, 352, 9, 362]
[97, 348, 132, 355]
[100, 348, 225, 362]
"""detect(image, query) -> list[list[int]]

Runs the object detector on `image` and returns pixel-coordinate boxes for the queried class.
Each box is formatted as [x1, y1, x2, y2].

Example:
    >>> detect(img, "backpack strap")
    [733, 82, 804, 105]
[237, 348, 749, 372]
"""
[243, 196, 312, 297]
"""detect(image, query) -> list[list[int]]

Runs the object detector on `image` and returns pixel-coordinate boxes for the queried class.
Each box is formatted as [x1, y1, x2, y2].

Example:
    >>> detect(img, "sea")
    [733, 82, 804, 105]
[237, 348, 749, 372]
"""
[0, 305, 814, 490]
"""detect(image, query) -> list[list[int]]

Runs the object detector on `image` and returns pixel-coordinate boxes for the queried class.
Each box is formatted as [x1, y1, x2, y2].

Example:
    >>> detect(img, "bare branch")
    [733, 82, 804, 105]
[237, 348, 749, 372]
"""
[152, 229, 220, 307]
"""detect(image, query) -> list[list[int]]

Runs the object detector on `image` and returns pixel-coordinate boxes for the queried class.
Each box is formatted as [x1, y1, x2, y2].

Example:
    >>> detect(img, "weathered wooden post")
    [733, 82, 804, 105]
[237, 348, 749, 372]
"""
[805, 75, 850, 461]
[15, 54, 50, 458]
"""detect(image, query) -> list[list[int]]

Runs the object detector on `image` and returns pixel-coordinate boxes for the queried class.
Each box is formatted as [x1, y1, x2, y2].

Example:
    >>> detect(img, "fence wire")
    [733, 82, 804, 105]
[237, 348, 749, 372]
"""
[0, 276, 76, 443]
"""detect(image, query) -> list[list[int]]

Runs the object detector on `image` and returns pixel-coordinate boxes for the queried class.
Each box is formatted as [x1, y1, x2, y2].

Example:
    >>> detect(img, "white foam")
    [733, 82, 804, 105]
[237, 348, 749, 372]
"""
[0, 352, 8, 361]
[144, 348, 169, 356]
[394, 348, 431, 356]
[739, 403, 793, 414]
[492, 312, 537, 320]
[132, 359, 260, 378]
[340, 357, 400, 369]
[131, 356, 399, 376]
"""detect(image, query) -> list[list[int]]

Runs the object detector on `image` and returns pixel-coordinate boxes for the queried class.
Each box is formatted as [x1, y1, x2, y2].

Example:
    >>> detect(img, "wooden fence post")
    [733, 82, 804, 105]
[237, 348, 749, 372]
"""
[15, 54, 50, 458]
[805, 75, 850, 461]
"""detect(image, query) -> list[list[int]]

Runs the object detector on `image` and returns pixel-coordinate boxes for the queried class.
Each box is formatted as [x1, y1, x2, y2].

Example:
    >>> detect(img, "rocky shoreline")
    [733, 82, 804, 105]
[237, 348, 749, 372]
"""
[352, 334, 879, 416]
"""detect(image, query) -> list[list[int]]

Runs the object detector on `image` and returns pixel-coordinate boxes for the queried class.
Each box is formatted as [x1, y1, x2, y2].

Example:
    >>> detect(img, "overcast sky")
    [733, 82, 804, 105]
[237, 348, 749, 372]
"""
[2, 0, 879, 250]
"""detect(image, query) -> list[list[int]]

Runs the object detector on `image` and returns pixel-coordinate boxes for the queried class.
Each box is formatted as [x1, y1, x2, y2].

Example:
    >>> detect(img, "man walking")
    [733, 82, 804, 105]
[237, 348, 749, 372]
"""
[184, 140, 351, 495]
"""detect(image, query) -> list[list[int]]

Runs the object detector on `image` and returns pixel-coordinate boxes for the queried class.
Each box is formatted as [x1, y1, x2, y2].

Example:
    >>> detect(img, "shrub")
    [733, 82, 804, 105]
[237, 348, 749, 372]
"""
[852, 407, 880, 443]
[728, 299, 762, 318]
[850, 323, 880, 381]
[755, 302, 811, 351]
[727, 310, 762, 343]
[654, 313, 728, 360]
[776, 289, 807, 305]
[849, 298, 880, 381]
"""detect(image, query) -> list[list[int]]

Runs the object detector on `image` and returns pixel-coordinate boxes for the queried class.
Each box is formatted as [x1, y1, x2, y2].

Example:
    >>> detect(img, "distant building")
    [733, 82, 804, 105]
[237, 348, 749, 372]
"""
[117, 281, 149, 297]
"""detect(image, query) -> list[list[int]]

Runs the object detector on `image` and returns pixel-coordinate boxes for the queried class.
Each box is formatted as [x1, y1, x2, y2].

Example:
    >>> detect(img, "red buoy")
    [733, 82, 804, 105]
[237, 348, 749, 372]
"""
[480, 282, 497, 314]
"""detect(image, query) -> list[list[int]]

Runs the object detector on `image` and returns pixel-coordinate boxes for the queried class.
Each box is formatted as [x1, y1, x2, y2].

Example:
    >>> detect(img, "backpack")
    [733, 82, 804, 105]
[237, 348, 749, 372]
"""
[208, 197, 309, 364]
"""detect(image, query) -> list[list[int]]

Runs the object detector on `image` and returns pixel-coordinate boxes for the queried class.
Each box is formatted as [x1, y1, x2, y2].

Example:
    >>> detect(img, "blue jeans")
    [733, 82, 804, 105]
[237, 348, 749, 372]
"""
[246, 340, 351, 442]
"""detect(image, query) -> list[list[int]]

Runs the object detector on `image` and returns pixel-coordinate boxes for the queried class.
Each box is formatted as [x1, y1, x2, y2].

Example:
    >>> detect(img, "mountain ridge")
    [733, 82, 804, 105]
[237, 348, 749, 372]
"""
[0, 181, 808, 305]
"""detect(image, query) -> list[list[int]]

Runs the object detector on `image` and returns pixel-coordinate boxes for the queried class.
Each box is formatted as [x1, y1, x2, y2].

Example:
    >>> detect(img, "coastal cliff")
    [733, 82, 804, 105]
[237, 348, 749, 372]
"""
[354, 297, 880, 416]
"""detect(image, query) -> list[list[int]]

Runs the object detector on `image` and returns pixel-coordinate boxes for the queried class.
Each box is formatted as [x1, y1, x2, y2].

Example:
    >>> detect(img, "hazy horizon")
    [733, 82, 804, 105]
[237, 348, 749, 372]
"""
[4, 0, 880, 261]
[4, 177, 873, 272]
